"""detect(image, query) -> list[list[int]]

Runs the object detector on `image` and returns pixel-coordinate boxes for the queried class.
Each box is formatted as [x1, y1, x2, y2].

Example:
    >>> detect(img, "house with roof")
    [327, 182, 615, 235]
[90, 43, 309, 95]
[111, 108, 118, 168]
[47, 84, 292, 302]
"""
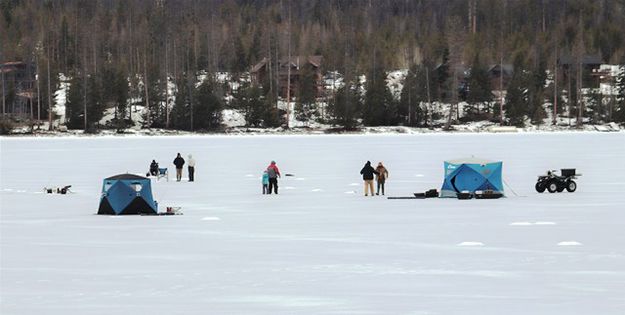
[557, 54, 603, 88]
[487, 64, 514, 92]
[250, 55, 323, 99]
[1, 61, 37, 117]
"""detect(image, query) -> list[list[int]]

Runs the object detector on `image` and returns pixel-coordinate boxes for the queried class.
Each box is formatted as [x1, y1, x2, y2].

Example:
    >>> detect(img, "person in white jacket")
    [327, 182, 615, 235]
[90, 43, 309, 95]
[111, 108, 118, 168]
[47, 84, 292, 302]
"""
[187, 154, 196, 182]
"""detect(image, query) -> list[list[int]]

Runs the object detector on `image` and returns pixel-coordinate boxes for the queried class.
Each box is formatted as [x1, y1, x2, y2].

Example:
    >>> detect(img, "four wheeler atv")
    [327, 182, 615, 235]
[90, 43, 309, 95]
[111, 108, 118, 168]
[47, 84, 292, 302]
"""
[535, 169, 580, 193]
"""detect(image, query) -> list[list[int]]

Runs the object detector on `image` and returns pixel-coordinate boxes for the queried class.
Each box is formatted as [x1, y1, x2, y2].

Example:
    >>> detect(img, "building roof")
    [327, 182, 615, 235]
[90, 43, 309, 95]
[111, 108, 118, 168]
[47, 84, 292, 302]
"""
[2, 61, 26, 66]
[488, 64, 514, 76]
[1, 61, 31, 74]
[250, 57, 269, 73]
[558, 54, 602, 66]
[251, 55, 323, 73]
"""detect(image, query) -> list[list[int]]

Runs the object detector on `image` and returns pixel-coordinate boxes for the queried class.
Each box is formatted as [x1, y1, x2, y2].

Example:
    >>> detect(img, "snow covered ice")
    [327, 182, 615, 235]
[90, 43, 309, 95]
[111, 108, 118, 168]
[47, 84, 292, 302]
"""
[1, 133, 625, 314]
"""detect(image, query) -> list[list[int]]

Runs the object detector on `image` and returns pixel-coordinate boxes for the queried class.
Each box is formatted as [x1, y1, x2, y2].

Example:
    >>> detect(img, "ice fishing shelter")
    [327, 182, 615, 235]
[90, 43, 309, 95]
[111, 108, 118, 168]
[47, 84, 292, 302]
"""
[97, 174, 158, 215]
[440, 158, 504, 198]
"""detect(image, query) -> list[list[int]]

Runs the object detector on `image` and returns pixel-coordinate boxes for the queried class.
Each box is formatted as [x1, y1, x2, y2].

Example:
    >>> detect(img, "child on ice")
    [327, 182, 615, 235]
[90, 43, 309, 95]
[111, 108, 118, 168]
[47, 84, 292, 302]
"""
[262, 170, 270, 194]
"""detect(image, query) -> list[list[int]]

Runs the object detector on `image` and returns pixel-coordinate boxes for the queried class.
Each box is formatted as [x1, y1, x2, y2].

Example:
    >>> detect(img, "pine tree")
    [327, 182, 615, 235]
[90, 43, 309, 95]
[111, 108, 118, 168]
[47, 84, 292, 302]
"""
[504, 68, 527, 127]
[113, 69, 129, 132]
[363, 65, 396, 126]
[399, 64, 428, 126]
[64, 74, 83, 129]
[142, 64, 167, 128]
[231, 36, 247, 75]
[465, 54, 493, 119]
[248, 28, 262, 66]
[528, 59, 547, 125]
[193, 78, 222, 131]
[35, 56, 59, 125]
[295, 63, 317, 124]
[58, 16, 75, 72]
[233, 82, 282, 128]
[586, 88, 604, 124]
[100, 66, 116, 107]
[234, 82, 260, 127]
[262, 105, 283, 128]
[86, 75, 103, 129]
[171, 75, 191, 130]
[436, 48, 451, 102]
[329, 81, 361, 129]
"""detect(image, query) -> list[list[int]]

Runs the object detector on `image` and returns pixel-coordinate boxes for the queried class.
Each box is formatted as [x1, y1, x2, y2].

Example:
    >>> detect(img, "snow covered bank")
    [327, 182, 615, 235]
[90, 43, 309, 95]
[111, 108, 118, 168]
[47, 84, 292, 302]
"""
[4, 122, 623, 137]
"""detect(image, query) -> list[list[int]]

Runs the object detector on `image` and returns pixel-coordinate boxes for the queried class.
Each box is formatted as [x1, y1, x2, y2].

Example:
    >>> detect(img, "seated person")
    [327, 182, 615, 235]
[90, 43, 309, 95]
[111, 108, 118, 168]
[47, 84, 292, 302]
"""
[149, 160, 159, 176]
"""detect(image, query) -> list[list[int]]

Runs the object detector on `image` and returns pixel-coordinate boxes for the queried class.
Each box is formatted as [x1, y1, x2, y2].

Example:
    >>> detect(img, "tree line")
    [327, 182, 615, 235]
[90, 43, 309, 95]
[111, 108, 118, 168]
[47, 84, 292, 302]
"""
[2, 0, 625, 132]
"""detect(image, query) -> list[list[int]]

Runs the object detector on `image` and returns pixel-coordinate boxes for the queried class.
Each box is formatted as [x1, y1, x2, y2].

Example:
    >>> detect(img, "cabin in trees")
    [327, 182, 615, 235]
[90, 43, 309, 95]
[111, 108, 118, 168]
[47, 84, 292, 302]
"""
[557, 54, 602, 88]
[1, 61, 37, 117]
[250, 55, 323, 100]
[593, 64, 621, 96]
[487, 64, 514, 92]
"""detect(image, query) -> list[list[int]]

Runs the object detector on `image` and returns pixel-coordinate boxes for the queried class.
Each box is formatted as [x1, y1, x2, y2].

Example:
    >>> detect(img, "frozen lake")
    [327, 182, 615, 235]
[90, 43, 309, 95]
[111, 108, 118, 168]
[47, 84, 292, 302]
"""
[1, 133, 625, 314]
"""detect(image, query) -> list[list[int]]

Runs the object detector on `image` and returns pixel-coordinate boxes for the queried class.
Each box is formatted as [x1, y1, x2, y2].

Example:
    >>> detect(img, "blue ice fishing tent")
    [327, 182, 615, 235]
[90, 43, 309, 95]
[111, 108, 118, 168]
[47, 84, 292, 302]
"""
[440, 158, 504, 198]
[97, 174, 158, 215]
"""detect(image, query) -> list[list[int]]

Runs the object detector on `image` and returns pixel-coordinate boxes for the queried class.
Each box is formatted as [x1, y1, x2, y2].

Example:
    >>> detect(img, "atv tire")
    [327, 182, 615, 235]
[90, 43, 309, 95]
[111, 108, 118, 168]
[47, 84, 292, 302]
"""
[535, 182, 546, 193]
[566, 180, 577, 193]
[547, 181, 558, 193]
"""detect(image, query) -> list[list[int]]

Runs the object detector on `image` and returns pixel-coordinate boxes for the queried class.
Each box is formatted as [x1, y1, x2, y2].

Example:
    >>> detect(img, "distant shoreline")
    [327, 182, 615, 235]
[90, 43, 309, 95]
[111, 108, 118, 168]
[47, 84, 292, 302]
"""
[2, 126, 623, 138]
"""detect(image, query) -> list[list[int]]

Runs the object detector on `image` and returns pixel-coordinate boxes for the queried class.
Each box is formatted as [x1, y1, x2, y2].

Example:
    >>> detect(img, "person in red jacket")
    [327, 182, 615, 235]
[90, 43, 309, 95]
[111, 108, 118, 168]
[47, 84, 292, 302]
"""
[266, 161, 281, 194]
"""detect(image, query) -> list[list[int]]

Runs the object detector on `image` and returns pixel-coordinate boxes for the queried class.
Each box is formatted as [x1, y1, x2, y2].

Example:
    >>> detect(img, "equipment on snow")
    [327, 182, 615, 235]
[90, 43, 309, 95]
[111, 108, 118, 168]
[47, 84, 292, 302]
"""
[140, 206, 183, 216]
[456, 191, 473, 199]
[535, 169, 580, 193]
[44, 185, 72, 194]
[424, 189, 439, 198]
[474, 190, 504, 199]
[157, 168, 169, 181]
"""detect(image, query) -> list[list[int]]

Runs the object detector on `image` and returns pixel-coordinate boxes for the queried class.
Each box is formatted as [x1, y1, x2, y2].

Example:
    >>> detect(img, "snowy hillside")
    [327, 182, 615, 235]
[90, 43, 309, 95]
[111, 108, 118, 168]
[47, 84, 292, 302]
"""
[2, 133, 625, 314]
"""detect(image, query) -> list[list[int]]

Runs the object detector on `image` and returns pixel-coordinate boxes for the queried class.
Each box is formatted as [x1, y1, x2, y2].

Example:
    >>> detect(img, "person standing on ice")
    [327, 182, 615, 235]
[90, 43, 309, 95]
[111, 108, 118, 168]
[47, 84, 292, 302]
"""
[266, 161, 281, 194]
[187, 154, 196, 182]
[375, 162, 389, 195]
[173, 153, 185, 182]
[262, 170, 270, 194]
[360, 161, 378, 196]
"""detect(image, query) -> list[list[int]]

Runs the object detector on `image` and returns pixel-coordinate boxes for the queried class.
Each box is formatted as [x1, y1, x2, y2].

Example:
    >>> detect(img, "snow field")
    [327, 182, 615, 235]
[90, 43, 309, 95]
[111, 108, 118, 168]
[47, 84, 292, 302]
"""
[1, 133, 625, 314]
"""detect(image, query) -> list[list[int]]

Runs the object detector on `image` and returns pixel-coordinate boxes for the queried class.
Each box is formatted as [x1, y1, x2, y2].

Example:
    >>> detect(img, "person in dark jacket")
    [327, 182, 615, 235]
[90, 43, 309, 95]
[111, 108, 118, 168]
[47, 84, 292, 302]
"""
[266, 161, 281, 194]
[149, 160, 159, 176]
[187, 154, 196, 182]
[173, 153, 185, 182]
[360, 161, 378, 196]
